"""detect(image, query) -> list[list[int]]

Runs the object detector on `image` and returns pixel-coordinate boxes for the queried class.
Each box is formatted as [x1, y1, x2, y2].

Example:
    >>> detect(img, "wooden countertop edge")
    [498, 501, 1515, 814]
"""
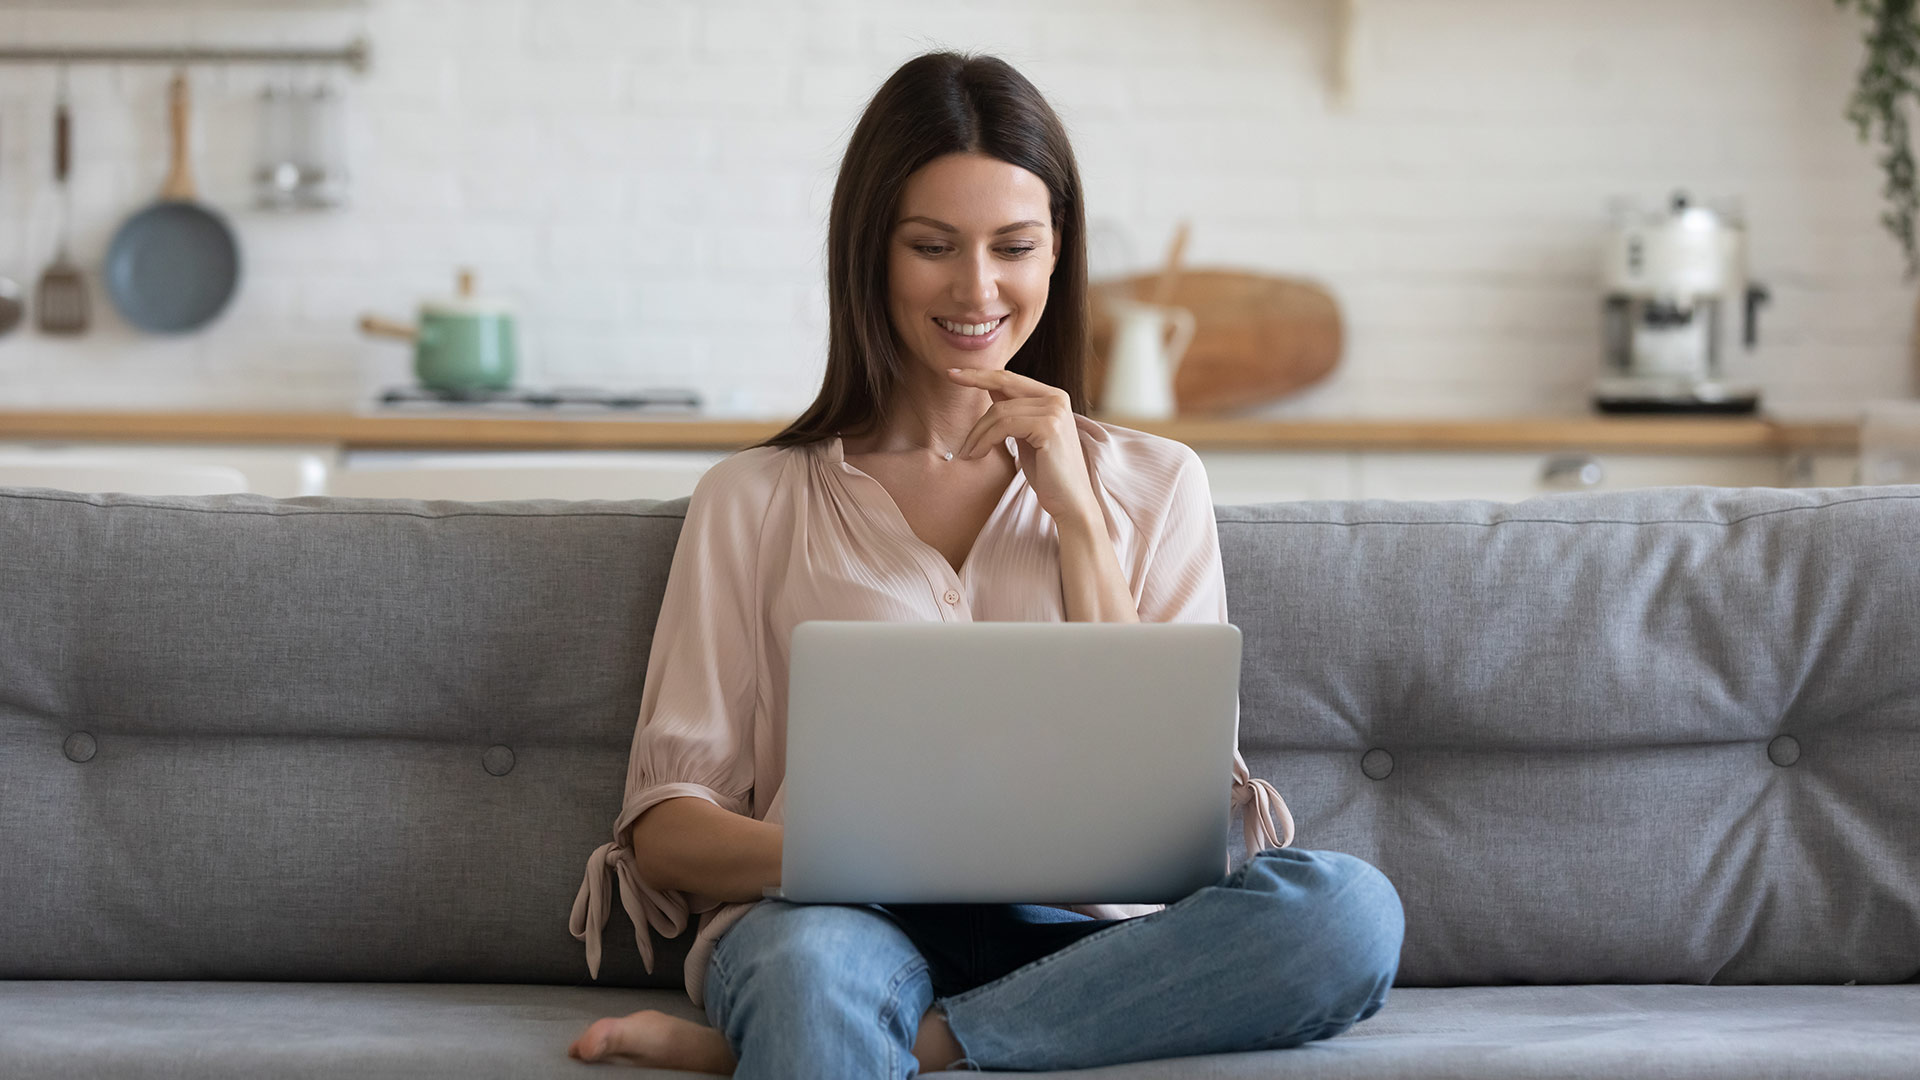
[0, 411, 1861, 453]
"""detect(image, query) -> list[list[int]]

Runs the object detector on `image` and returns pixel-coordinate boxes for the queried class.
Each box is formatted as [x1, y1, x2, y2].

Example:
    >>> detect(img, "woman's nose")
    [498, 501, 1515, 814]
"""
[951, 249, 999, 306]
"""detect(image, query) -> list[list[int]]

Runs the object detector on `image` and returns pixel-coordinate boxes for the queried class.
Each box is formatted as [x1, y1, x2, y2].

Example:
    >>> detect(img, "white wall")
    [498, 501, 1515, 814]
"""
[0, 0, 1910, 417]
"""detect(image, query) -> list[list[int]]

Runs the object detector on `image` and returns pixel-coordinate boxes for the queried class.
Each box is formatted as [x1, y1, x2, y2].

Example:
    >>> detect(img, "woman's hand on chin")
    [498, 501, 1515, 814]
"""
[946, 366, 1099, 530]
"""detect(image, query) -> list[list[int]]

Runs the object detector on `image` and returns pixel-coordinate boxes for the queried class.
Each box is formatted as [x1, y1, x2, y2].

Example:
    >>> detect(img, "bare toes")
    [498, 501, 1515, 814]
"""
[571, 1016, 630, 1063]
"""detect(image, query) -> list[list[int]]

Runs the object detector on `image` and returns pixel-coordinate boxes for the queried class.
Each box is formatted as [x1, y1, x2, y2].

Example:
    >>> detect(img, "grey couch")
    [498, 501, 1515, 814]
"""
[3, 482, 1916, 1079]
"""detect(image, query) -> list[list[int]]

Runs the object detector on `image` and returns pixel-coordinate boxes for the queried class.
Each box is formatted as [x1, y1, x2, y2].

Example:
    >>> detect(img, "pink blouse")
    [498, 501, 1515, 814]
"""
[570, 414, 1295, 1007]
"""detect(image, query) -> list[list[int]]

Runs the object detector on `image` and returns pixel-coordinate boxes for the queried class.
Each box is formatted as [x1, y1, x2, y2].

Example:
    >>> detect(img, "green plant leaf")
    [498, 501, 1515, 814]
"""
[1840, 0, 1920, 277]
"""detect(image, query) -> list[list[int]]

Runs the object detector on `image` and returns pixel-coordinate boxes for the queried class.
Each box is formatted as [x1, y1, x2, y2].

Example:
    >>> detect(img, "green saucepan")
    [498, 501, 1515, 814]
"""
[359, 269, 517, 393]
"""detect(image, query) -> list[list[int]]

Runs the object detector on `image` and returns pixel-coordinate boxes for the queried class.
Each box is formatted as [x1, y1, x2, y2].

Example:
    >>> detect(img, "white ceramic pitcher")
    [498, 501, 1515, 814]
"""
[1101, 297, 1196, 419]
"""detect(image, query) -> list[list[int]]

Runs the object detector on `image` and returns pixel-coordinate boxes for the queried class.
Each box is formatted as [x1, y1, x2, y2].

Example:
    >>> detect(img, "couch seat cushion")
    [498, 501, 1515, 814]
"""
[2, 982, 1915, 1079]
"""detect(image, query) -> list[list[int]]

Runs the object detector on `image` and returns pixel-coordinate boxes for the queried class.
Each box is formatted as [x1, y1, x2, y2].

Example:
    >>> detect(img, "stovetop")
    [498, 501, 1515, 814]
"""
[375, 385, 703, 411]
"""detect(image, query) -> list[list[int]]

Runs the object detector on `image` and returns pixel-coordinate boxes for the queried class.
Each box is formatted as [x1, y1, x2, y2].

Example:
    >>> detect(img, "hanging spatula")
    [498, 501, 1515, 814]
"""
[36, 78, 89, 336]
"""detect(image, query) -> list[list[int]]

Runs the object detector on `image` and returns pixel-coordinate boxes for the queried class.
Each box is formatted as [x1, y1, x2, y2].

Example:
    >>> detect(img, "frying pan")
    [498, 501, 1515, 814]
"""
[106, 71, 240, 334]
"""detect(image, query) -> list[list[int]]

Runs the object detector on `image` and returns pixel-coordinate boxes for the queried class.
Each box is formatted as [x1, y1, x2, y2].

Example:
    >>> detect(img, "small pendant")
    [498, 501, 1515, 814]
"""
[943, 451, 954, 461]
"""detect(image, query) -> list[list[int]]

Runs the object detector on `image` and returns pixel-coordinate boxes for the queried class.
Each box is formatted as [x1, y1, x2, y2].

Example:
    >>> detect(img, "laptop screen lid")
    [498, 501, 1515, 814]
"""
[771, 620, 1242, 905]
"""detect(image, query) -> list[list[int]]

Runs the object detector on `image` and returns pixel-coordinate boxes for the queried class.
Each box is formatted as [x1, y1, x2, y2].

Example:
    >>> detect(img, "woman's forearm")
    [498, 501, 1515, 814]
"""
[628, 795, 783, 904]
[1056, 513, 1141, 624]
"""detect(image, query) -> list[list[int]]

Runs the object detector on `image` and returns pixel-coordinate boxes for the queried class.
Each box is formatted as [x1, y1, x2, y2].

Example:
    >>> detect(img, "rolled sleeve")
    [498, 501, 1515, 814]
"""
[570, 463, 767, 979]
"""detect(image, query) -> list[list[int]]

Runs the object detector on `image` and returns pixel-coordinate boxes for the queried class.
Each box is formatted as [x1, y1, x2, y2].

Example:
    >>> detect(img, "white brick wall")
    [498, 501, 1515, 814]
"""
[0, 0, 1912, 417]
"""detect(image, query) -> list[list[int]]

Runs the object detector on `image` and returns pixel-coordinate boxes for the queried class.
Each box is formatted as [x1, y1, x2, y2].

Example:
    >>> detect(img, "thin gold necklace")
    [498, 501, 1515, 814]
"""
[840, 431, 958, 461]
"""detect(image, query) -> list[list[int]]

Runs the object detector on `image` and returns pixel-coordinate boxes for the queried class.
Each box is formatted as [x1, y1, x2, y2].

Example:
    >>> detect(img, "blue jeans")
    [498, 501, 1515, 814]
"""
[701, 848, 1405, 1077]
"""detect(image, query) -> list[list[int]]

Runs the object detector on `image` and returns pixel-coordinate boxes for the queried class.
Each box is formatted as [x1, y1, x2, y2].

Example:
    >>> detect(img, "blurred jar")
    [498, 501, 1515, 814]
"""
[298, 79, 350, 209]
[253, 74, 302, 210]
[253, 70, 350, 211]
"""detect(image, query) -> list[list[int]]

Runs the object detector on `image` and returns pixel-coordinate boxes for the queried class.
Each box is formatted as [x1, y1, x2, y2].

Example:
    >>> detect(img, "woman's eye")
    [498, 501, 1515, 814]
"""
[912, 245, 1038, 257]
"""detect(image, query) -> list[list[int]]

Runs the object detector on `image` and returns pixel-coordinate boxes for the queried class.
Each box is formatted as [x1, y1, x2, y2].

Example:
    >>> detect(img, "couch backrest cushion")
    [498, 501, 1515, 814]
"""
[4, 483, 1917, 987]
[1, 488, 690, 986]
[1221, 486, 1920, 986]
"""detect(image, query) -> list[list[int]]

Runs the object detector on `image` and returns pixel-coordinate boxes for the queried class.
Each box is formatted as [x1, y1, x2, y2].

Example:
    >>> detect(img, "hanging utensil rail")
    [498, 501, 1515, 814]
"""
[0, 38, 369, 72]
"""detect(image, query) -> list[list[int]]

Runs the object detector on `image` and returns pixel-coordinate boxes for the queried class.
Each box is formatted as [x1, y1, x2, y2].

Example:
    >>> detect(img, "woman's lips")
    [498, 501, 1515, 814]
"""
[932, 315, 1006, 350]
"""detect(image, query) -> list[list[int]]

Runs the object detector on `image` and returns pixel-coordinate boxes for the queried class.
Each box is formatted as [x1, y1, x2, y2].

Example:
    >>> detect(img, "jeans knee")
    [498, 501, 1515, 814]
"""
[1244, 849, 1404, 1007]
[721, 901, 918, 996]
[1336, 856, 1404, 996]
[708, 902, 934, 1079]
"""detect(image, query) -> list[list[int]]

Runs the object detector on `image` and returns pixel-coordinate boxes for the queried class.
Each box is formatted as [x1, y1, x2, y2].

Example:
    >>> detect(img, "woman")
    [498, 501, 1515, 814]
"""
[567, 51, 1404, 1077]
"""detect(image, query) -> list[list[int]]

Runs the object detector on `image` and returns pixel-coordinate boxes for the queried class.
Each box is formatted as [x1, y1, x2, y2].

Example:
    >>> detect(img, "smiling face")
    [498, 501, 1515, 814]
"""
[887, 151, 1059, 375]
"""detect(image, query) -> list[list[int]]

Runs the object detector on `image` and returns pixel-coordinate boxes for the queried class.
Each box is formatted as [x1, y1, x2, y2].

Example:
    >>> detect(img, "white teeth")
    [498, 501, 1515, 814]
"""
[936, 316, 1004, 336]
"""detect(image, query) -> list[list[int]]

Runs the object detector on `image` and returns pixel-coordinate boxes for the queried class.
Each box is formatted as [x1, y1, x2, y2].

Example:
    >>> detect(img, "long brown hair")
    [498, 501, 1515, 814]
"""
[754, 51, 1091, 450]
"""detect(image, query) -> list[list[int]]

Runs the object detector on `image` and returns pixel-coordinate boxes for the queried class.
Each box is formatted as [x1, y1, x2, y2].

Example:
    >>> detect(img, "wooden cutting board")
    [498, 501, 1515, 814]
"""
[1086, 269, 1342, 416]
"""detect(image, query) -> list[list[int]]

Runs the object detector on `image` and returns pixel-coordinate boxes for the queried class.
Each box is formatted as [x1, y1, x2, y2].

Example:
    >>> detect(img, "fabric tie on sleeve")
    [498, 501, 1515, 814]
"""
[1232, 774, 1295, 860]
[570, 839, 688, 980]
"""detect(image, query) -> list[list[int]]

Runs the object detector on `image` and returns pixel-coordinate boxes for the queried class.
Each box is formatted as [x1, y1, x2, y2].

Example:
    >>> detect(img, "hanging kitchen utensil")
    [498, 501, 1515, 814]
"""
[0, 278, 21, 338]
[105, 69, 241, 334]
[0, 120, 24, 339]
[254, 70, 301, 210]
[297, 76, 349, 209]
[36, 69, 90, 336]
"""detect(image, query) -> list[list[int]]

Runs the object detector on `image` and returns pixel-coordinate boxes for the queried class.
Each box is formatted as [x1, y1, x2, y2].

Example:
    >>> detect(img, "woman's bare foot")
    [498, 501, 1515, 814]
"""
[914, 1005, 967, 1073]
[568, 1009, 737, 1073]
[568, 1003, 965, 1073]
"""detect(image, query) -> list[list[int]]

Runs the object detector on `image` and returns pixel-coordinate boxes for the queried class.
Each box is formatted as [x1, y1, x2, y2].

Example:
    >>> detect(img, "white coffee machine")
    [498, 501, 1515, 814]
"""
[1595, 191, 1769, 413]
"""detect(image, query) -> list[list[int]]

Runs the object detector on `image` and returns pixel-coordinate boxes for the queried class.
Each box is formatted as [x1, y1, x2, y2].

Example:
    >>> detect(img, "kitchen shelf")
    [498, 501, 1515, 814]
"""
[0, 411, 1862, 454]
[0, 37, 370, 72]
[0, 1, 367, 7]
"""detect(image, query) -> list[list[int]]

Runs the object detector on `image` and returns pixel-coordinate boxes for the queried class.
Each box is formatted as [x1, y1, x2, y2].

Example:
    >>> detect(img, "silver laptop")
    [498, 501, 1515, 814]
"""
[765, 620, 1243, 905]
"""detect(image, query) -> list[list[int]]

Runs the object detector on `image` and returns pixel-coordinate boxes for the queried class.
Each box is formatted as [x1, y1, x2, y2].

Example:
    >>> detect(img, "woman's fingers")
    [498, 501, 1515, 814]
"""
[946, 365, 1068, 404]
[956, 400, 1015, 458]
[960, 402, 1052, 459]
[945, 367, 1075, 463]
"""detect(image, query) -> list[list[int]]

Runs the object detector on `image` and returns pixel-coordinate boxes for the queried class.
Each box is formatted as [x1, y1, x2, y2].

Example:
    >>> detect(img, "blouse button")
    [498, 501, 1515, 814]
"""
[943, 588, 960, 605]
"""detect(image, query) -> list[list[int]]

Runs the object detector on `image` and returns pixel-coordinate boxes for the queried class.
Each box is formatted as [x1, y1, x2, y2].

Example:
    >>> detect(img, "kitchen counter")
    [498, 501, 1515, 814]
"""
[0, 410, 1859, 453]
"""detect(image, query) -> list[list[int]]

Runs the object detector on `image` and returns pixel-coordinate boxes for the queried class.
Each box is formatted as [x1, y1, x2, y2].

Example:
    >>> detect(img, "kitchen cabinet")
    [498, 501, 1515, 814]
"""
[1196, 452, 1354, 502]
[0, 444, 1858, 503]
[320, 447, 1848, 505]
[0, 443, 336, 498]
[330, 450, 728, 501]
[0, 440, 1863, 505]
[0, 413, 1863, 503]
[1354, 451, 1787, 502]
[1784, 451, 1864, 488]
[1197, 450, 1860, 505]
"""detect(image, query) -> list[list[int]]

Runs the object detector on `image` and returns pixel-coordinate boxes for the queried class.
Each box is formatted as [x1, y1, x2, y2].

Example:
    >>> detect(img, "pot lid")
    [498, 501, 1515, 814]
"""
[421, 268, 514, 316]
[422, 296, 515, 317]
